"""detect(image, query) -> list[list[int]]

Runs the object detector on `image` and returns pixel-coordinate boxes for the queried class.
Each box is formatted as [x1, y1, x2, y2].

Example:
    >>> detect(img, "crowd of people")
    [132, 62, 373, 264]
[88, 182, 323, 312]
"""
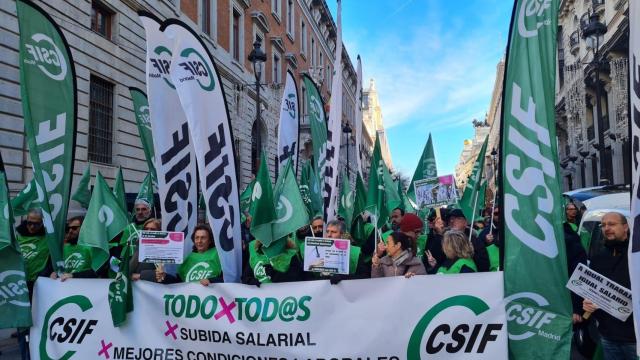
[11, 194, 636, 359]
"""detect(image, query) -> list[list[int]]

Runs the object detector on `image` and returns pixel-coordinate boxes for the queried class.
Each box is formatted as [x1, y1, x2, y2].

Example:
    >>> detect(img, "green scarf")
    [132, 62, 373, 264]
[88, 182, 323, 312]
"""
[248, 240, 297, 283]
[437, 258, 477, 274]
[17, 234, 49, 281]
[178, 248, 222, 282]
[63, 243, 93, 273]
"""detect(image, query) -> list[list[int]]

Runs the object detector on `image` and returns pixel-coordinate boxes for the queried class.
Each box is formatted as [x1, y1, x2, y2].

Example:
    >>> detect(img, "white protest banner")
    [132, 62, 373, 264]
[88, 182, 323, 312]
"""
[139, 230, 185, 264]
[276, 71, 299, 175]
[566, 263, 633, 321]
[30, 273, 507, 359]
[414, 174, 458, 209]
[139, 12, 197, 261]
[303, 237, 350, 275]
[164, 19, 242, 283]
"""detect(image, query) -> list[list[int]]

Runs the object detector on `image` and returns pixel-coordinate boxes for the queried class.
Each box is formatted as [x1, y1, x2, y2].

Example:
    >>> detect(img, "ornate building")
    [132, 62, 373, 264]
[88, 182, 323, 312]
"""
[362, 78, 393, 169]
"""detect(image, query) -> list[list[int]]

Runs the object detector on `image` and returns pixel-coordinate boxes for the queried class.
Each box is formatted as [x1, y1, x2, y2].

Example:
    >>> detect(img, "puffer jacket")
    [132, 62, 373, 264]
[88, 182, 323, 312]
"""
[371, 250, 427, 278]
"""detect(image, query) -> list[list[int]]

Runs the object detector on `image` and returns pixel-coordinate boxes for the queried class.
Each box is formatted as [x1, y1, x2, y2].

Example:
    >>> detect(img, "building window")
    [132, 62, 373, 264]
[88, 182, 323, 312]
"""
[88, 75, 114, 164]
[272, 52, 281, 84]
[286, 0, 294, 38]
[91, 1, 113, 39]
[301, 20, 307, 56]
[232, 8, 241, 61]
[301, 85, 306, 121]
[200, 0, 216, 37]
[271, 0, 281, 20]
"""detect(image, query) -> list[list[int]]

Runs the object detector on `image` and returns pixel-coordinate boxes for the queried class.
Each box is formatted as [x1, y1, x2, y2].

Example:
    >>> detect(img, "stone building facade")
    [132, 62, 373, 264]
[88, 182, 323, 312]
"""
[362, 78, 392, 170]
[555, 0, 629, 190]
[0, 0, 365, 206]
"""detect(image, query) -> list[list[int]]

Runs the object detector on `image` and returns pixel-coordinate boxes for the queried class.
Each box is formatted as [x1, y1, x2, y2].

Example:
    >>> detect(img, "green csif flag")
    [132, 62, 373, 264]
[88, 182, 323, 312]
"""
[17, 0, 77, 272]
[239, 179, 255, 223]
[459, 137, 488, 221]
[397, 179, 415, 213]
[300, 161, 323, 220]
[382, 164, 401, 215]
[501, 0, 572, 358]
[350, 172, 368, 246]
[109, 242, 133, 327]
[136, 172, 154, 208]
[407, 133, 437, 201]
[114, 167, 127, 213]
[79, 172, 129, 271]
[366, 136, 387, 228]
[272, 159, 308, 241]
[129, 87, 156, 183]
[72, 165, 92, 209]
[249, 152, 276, 247]
[337, 171, 354, 227]
[303, 75, 328, 186]
[0, 157, 32, 328]
[11, 178, 38, 216]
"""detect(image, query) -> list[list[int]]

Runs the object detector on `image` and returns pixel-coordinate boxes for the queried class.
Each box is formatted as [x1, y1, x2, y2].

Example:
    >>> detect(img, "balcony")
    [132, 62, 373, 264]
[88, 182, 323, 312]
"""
[569, 31, 580, 55]
[592, 0, 605, 15]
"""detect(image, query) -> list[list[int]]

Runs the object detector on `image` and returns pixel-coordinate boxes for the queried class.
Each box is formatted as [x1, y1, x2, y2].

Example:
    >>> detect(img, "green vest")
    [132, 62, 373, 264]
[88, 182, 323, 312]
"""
[178, 248, 222, 282]
[63, 243, 93, 273]
[17, 234, 49, 281]
[248, 240, 297, 283]
[437, 258, 477, 274]
[487, 244, 500, 271]
[415, 234, 428, 260]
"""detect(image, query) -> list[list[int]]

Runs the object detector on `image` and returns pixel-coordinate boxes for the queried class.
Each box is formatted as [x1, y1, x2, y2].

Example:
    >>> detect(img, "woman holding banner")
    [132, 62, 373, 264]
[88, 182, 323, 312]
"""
[156, 224, 223, 286]
[436, 230, 477, 274]
[130, 218, 162, 282]
[371, 232, 426, 278]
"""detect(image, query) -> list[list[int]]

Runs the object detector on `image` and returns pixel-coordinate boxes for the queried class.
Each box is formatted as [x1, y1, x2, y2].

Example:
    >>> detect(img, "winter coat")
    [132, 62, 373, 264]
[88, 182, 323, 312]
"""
[371, 250, 427, 278]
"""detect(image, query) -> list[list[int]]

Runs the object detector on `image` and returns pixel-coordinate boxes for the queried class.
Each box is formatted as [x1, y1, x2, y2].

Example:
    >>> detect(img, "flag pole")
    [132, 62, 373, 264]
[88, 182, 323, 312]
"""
[469, 189, 479, 242]
[489, 151, 498, 231]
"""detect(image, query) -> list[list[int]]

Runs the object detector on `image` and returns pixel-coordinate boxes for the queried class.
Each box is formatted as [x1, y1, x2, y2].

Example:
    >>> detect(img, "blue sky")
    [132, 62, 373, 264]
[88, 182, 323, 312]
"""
[327, 1, 513, 177]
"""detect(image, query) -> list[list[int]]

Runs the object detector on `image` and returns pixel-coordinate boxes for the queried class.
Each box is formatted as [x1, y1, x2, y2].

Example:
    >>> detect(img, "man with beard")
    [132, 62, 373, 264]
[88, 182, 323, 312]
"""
[50, 216, 99, 280]
[120, 199, 153, 249]
[16, 208, 49, 290]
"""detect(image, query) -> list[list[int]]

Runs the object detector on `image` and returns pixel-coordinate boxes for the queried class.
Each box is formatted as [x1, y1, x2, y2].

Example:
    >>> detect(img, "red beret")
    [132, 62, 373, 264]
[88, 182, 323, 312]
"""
[400, 213, 423, 232]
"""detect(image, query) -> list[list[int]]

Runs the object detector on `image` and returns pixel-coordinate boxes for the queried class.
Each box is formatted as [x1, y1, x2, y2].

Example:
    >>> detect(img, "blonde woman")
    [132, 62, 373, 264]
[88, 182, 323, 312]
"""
[436, 230, 477, 274]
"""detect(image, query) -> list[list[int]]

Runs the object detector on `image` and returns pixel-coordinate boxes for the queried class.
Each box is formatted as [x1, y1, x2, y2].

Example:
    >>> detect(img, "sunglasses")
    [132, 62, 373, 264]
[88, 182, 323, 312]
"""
[27, 221, 42, 227]
[66, 225, 81, 232]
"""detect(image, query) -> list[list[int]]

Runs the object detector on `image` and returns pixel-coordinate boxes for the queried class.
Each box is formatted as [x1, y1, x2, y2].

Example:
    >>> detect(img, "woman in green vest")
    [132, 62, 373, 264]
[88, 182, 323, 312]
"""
[156, 224, 223, 286]
[50, 216, 98, 281]
[437, 230, 477, 274]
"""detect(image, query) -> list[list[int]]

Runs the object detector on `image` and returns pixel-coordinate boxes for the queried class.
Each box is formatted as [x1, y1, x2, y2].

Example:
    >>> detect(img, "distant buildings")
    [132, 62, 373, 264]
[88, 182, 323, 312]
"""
[362, 79, 393, 170]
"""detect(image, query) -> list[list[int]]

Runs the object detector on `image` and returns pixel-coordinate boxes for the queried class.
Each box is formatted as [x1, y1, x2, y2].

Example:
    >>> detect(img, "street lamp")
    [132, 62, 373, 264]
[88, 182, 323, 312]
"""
[582, 12, 607, 184]
[248, 35, 267, 146]
[342, 122, 352, 179]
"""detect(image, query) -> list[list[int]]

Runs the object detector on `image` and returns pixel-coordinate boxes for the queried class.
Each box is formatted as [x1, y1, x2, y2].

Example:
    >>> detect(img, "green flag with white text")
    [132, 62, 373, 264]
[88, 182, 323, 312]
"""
[300, 161, 323, 220]
[303, 75, 328, 185]
[338, 171, 354, 227]
[239, 179, 255, 223]
[272, 159, 308, 240]
[501, 0, 572, 358]
[17, 0, 77, 272]
[350, 172, 368, 245]
[366, 136, 386, 228]
[79, 172, 129, 271]
[0, 156, 32, 328]
[72, 165, 92, 209]
[407, 133, 437, 202]
[114, 167, 127, 213]
[129, 87, 156, 183]
[382, 163, 401, 215]
[109, 242, 133, 327]
[249, 152, 276, 247]
[10, 179, 38, 217]
[459, 137, 488, 222]
[136, 172, 154, 208]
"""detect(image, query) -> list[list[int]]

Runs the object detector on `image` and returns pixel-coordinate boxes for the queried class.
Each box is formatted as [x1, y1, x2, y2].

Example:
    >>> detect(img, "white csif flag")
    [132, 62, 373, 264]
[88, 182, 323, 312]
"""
[629, 0, 640, 352]
[139, 12, 197, 261]
[276, 71, 300, 175]
[164, 19, 242, 283]
[355, 55, 363, 176]
[324, 0, 343, 222]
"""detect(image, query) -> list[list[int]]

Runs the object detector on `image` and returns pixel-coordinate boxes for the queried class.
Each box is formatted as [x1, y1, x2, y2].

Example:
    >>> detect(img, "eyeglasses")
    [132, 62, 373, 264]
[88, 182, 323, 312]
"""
[26, 221, 42, 227]
[66, 225, 80, 232]
[601, 222, 622, 227]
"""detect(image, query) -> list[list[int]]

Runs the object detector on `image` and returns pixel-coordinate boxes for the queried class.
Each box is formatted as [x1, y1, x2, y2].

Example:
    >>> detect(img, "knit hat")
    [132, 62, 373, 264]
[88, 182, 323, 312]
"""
[448, 208, 466, 219]
[134, 198, 151, 208]
[400, 213, 424, 233]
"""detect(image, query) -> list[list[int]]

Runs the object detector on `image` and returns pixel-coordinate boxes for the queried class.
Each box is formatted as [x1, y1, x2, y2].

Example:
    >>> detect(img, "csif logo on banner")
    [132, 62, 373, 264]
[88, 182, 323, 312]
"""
[39, 295, 98, 360]
[284, 93, 297, 118]
[23, 33, 68, 81]
[138, 105, 151, 129]
[505, 292, 562, 341]
[0, 271, 30, 307]
[518, 0, 552, 38]
[406, 295, 503, 359]
[275, 195, 293, 224]
[176, 48, 215, 91]
[150, 45, 175, 89]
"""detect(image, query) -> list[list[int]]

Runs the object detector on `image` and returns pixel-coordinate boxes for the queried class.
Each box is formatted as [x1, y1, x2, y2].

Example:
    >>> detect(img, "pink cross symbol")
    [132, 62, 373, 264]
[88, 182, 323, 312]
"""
[164, 320, 178, 339]
[214, 297, 237, 324]
[98, 339, 112, 359]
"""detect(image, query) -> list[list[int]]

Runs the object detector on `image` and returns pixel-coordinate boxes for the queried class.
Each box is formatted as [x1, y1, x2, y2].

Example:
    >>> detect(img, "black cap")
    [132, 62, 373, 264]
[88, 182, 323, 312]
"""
[448, 208, 466, 219]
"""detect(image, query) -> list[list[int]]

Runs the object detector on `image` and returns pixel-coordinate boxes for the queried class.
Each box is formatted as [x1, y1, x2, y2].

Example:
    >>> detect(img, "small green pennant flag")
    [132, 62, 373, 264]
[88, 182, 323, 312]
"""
[382, 165, 401, 215]
[135, 172, 154, 208]
[79, 172, 129, 271]
[458, 137, 488, 221]
[114, 167, 127, 213]
[72, 165, 92, 209]
[408, 133, 438, 202]
[338, 171, 354, 227]
[366, 136, 387, 228]
[239, 179, 255, 223]
[108, 242, 133, 327]
[272, 159, 309, 240]
[0, 162, 32, 328]
[300, 161, 323, 220]
[249, 152, 276, 247]
[10, 178, 38, 217]
[397, 179, 415, 213]
[350, 173, 368, 246]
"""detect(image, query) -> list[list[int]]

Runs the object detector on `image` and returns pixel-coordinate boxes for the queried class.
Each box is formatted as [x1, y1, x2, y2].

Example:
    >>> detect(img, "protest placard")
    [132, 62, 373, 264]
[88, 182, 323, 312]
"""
[138, 230, 185, 264]
[303, 237, 350, 275]
[414, 174, 458, 208]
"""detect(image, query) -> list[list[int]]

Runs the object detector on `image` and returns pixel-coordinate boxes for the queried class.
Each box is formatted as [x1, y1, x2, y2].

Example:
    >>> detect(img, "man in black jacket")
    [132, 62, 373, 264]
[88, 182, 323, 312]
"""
[583, 212, 636, 359]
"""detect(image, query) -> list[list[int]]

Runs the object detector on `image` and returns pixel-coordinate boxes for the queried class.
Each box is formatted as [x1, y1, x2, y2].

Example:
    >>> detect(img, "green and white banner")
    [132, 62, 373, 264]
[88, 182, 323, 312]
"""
[408, 133, 437, 202]
[459, 137, 488, 222]
[17, 0, 77, 272]
[164, 19, 242, 282]
[500, 0, 572, 358]
[276, 71, 300, 175]
[0, 155, 32, 328]
[303, 74, 328, 215]
[129, 87, 157, 182]
[30, 273, 507, 359]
